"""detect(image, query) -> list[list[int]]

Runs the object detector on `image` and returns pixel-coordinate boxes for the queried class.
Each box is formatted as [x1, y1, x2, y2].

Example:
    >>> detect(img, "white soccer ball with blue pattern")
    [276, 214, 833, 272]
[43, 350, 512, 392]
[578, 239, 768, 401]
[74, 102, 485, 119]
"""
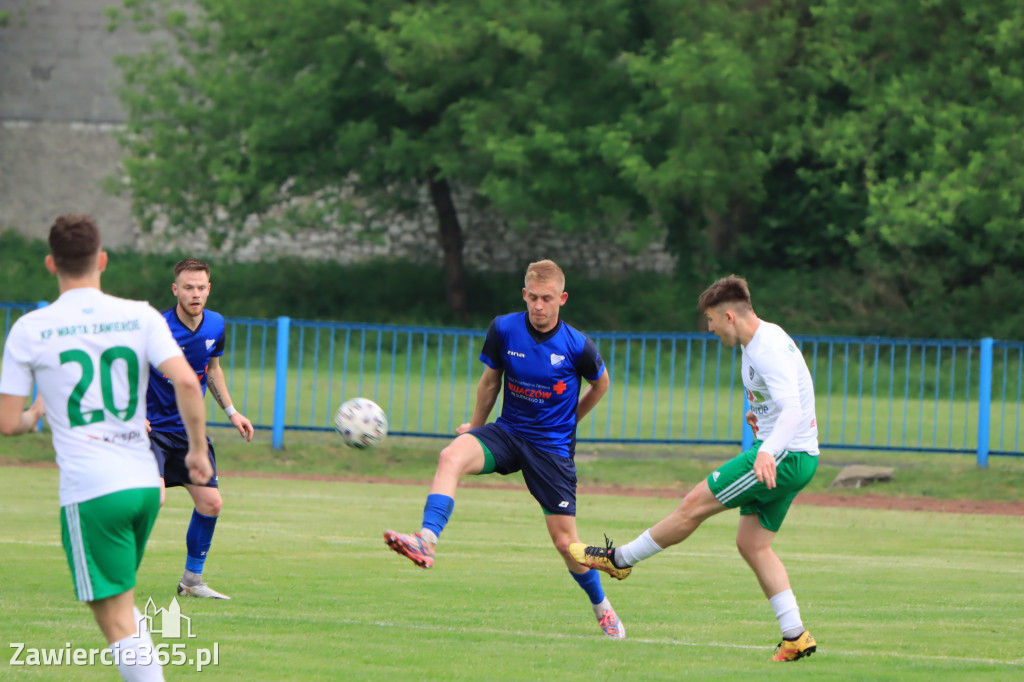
[334, 397, 388, 449]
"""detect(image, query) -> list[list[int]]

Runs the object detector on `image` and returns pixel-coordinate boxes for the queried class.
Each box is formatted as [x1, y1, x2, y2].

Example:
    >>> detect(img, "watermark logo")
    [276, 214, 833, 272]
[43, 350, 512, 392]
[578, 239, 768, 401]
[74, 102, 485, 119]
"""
[141, 596, 195, 639]
[9, 596, 219, 672]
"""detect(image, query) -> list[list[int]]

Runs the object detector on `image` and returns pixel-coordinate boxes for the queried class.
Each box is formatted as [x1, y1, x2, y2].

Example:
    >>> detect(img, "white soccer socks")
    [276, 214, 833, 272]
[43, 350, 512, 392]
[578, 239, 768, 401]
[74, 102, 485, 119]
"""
[616, 528, 664, 567]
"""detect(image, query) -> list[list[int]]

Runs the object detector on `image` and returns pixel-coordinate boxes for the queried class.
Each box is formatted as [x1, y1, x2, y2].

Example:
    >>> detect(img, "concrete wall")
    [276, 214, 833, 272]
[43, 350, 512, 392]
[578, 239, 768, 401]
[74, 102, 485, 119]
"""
[0, 0, 144, 123]
[0, 0, 676, 274]
[0, 0, 144, 245]
[0, 120, 138, 241]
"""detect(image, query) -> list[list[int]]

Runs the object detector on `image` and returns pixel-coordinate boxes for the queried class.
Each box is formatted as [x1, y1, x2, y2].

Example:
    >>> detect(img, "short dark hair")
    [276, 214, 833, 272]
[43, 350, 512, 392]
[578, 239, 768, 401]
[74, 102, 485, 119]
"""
[48, 214, 101, 277]
[697, 275, 753, 313]
[173, 257, 211, 280]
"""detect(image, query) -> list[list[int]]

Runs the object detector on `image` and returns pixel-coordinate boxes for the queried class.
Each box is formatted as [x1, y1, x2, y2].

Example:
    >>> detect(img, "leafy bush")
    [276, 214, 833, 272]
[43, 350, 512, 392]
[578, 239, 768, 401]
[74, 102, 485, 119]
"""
[2, 230, 1020, 338]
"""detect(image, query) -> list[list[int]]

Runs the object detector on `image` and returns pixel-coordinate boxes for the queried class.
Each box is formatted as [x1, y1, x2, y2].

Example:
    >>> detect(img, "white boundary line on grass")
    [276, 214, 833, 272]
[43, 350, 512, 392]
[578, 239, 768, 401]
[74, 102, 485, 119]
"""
[339, 617, 1024, 668]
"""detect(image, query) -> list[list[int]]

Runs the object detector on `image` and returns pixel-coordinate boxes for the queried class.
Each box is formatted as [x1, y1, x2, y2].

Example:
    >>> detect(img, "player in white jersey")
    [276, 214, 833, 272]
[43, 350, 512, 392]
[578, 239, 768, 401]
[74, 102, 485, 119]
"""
[569, 275, 819, 662]
[0, 214, 212, 682]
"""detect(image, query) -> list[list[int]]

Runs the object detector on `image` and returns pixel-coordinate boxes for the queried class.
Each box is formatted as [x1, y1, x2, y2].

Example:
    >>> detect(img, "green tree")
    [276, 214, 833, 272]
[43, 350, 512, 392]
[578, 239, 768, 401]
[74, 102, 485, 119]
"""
[110, 0, 1024, 336]
[109, 0, 661, 317]
[581, 2, 816, 273]
[605, 0, 1024, 336]
[769, 0, 1024, 334]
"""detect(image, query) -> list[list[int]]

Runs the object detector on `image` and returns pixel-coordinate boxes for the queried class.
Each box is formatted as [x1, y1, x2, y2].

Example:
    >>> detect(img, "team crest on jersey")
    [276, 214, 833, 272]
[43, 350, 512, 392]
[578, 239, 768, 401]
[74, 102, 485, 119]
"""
[749, 366, 755, 380]
[550, 353, 565, 367]
[206, 339, 216, 351]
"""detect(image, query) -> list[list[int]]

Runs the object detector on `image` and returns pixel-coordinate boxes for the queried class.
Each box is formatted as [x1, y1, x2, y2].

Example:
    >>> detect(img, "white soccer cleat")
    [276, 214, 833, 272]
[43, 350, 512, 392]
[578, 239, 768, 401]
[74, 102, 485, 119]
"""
[597, 606, 626, 639]
[177, 582, 231, 600]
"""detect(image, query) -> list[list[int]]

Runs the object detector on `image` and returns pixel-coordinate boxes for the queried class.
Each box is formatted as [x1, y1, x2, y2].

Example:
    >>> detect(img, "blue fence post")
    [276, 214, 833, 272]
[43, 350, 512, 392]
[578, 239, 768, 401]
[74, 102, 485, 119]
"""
[272, 317, 290, 449]
[741, 391, 754, 451]
[976, 337, 993, 469]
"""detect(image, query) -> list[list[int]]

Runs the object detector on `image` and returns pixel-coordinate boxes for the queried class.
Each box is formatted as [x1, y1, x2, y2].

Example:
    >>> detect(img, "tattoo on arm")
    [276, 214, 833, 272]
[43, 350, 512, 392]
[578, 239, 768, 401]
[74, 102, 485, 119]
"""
[208, 380, 226, 409]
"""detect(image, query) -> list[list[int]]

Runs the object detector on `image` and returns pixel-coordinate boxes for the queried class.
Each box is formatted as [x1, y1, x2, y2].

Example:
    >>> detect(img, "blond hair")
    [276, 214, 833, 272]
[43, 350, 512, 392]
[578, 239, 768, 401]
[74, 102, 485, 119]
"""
[524, 259, 565, 291]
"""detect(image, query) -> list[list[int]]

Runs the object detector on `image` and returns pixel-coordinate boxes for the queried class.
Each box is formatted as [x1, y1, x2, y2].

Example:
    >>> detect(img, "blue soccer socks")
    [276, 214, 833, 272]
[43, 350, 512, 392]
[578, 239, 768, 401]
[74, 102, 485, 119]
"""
[570, 567, 606, 605]
[421, 494, 455, 539]
[184, 509, 218, 575]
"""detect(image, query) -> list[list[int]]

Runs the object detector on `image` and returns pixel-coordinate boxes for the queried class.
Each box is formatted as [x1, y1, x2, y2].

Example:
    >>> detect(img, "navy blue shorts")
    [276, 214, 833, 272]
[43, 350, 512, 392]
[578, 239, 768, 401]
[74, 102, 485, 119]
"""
[149, 430, 219, 489]
[468, 423, 577, 516]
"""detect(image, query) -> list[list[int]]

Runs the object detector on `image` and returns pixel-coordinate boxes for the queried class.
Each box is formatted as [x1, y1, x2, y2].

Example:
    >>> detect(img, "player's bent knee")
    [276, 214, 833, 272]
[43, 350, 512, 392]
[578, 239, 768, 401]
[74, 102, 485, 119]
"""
[437, 437, 483, 476]
[736, 534, 771, 560]
[677, 481, 723, 520]
[193, 490, 223, 516]
[436, 445, 464, 472]
[551, 536, 573, 555]
[670, 496, 703, 523]
[206, 495, 223, 517]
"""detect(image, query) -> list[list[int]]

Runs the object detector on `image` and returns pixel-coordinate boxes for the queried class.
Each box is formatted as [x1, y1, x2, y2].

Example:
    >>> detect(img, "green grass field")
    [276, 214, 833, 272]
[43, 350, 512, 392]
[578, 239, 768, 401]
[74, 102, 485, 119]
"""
[2, 432, 1023, 680]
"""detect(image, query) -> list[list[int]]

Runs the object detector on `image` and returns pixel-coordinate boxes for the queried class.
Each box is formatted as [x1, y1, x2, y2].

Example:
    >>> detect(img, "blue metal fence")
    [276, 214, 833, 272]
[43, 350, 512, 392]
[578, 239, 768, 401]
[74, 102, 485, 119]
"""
[2, 302, 1021, 465]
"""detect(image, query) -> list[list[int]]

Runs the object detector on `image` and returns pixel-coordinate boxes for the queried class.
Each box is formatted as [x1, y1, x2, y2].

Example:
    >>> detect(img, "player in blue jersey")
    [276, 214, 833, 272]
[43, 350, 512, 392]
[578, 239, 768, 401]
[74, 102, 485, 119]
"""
[384, 260, 625, 638]
[147, 258, 254, 600]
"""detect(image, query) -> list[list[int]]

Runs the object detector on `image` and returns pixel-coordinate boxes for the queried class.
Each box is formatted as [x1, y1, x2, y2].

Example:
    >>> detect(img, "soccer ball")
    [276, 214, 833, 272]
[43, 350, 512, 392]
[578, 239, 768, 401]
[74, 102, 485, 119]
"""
[333, 397, 388, 449]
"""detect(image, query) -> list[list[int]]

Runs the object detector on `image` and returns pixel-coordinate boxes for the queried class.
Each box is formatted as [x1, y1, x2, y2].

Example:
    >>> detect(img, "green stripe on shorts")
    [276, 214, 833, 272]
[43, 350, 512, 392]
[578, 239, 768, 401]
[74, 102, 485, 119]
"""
[61, 487, 160, 602]
[469, 434, 555, 514]
[471, 436, 497, 475]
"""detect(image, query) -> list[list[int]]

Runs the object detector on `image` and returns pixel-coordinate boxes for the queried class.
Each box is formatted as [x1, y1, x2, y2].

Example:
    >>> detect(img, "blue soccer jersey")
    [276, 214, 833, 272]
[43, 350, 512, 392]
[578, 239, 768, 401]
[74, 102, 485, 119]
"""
[480, 312, 605, 458]
[146, 308, 226, 432]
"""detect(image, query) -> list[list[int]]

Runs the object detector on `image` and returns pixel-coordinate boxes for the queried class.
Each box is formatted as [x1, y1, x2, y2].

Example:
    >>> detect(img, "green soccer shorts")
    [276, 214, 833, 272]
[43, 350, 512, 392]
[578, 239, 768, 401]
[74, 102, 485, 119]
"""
[706, 441, 818, 532]
[60, 487, 160, 602]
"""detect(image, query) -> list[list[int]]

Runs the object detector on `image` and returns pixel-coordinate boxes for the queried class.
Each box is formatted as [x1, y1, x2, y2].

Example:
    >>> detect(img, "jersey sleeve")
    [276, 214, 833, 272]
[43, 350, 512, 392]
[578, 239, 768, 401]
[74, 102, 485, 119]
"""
[577, 336, 605, 382]
[0, 319, 34, 396]
[209, 312, 226, 358]
[211, 330, 226, 358]
[143, 305, 185, 368]
[479, 318, 504, 370]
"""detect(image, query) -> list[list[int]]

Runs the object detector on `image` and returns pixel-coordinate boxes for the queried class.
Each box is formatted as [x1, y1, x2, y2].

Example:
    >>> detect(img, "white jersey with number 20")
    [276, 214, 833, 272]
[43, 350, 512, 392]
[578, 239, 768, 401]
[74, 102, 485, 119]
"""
[0, 288, 183, 505]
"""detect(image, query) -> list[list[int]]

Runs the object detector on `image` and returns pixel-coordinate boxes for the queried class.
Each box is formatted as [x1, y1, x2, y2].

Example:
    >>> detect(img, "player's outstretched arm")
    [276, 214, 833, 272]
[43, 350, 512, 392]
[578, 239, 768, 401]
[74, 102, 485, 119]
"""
[207, 356, 254, 441]
[456, 366, 502, 435]
[0, 394, 45, 436]
[576, 369, 609, 423]
[157, 355, 212, 484]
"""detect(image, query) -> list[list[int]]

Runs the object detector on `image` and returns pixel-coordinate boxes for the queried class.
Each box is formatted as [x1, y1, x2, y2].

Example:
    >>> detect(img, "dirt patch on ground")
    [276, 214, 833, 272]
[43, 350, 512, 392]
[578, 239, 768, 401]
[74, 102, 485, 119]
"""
[792, 492, 1024, 516]
[219, 470, 1024, 517]
[6, 461, 1021, 516]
